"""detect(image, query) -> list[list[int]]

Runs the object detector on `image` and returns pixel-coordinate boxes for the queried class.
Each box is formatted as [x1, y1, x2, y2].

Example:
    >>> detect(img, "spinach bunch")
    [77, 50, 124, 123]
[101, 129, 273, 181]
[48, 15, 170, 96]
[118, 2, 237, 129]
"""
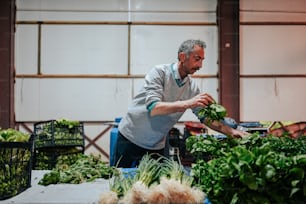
[198, 103, 227, 124]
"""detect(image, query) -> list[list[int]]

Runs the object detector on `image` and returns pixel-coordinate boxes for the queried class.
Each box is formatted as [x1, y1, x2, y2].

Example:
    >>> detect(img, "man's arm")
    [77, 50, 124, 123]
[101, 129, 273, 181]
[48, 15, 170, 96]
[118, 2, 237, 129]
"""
[150, 101, 189, 116]
[150, 93, 214, 116]
[204, 119, 248, 138]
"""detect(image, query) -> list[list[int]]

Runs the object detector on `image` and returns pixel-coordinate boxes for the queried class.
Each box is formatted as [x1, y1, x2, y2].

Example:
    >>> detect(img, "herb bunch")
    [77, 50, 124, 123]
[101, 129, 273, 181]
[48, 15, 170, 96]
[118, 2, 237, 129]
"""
[198, 103, 227, 124]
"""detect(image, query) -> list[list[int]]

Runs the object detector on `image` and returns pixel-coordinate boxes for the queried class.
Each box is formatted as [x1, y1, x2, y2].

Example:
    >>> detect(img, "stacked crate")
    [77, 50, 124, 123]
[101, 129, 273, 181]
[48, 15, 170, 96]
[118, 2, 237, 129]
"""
[33, 119, 85, 170]
[0, 131, 33, 200]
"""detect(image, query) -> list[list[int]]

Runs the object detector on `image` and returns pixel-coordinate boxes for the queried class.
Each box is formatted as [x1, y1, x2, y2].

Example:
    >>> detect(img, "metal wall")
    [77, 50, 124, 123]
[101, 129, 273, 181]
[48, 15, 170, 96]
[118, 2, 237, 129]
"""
[14, 0, 219, 161]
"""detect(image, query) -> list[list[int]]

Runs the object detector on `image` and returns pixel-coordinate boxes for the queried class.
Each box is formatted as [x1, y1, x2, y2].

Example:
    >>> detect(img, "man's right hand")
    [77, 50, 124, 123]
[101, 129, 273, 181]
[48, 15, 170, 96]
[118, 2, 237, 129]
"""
[187, 93, 215, 109]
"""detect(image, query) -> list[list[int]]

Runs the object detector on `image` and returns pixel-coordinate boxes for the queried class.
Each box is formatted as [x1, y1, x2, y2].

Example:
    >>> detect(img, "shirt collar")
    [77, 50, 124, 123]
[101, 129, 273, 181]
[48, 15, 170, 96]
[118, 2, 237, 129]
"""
[171, 63, 188, 87]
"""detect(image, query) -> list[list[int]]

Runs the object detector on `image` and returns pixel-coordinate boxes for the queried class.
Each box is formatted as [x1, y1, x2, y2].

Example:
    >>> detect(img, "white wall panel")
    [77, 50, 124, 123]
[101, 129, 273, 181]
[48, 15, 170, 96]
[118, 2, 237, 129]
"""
[17, 11, 129, 21]
[130, 0, 216, 22]
[15, 78, 133, 121]
[130, 0, 216, 11]
[15, 79, 40, 120]
[17, 0, 216, 13]
[41, 25, 129, 74]
[16, 0, 217, 22]
[240, 12, 306, 23]
[131, 12, 216, 23]
[240, 26, 306, 75]
[240, 0, 306, 122]
[195, 78, 219, 102]
[15, 25, 38, 74]
[241, 0, 306, 12]
[240, 0, 306, 22]
[240, 78, 306, 121]
[16, 0, 129, 21]
[130, 25, 218, 75]
[17, 0, 128, 10]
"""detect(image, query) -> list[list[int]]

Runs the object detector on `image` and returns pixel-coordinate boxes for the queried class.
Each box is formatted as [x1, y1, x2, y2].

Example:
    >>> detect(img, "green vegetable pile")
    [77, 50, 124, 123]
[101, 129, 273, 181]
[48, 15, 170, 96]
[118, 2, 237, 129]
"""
[34, 147, 83, 170]
[38, 154, 118, 185]
[0, 128, 30, 142]
[186, 133, 306, 204]
[35, 118, 84, 148]
[198, 103, 227, 124]
[0, 129, 32, 199]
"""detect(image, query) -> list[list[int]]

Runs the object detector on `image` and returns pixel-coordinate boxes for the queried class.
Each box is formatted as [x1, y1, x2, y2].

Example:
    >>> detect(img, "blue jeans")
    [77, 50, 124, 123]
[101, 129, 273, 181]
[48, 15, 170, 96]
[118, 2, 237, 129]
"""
[114, 131, 165, 168]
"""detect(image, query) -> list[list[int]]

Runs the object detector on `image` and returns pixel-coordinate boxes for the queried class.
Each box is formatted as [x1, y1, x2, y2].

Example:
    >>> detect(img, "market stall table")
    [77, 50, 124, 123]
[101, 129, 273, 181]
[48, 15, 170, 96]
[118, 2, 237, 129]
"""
[0, 170, 110, 204]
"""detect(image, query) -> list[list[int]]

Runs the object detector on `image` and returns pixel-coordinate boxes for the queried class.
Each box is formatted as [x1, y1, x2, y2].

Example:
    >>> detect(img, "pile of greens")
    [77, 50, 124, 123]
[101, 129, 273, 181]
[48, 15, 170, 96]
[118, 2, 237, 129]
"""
[0, 128, 30, 142]
[34, 147, 83, 170]
[198, 103, 227, 124]
[186, 133, 306, 204]
[38, 154, 118, 185]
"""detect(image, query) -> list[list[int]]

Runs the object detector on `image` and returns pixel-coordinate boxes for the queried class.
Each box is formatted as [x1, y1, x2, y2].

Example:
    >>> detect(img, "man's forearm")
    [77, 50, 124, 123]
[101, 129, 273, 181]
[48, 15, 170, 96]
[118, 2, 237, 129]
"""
[205, 119, 234, 136]
[205, 119, 249, 138]
[150, 101, 189, 116]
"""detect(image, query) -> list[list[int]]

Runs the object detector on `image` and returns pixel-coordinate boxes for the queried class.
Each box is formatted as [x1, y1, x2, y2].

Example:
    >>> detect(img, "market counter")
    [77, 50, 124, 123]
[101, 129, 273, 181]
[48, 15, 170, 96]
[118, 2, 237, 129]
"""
[0, 171, 109, 204]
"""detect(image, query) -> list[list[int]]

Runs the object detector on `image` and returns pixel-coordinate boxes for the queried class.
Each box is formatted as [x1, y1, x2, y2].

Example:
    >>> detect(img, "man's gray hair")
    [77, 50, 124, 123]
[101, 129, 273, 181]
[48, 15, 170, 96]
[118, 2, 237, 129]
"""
[177, 39, 206, 59]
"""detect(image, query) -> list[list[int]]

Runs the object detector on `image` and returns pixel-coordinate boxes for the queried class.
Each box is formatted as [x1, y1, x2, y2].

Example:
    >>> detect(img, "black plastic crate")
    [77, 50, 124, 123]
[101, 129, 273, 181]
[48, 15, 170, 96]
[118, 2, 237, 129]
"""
[0, 137, 34, 200]
[33, 146, 84, 170]
[34, 119, 85, 149]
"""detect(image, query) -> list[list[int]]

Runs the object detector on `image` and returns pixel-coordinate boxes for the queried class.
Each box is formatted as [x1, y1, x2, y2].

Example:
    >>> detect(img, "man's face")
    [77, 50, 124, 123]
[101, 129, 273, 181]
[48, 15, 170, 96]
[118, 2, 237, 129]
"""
[182, 45, 205, 75]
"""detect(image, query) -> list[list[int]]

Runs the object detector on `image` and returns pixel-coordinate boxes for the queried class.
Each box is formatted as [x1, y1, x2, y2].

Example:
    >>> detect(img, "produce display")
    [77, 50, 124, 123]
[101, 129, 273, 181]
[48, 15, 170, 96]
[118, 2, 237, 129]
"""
[34, 118, 84, 148]
[0, 129, 32, 200]
[198, 103, 227, 124]
[186, 133, 306, 204]
[2, 120, 305, 204]
[33, 118, 85, 170]
[33, 146, 83, 170]
[99, 154, 206, 204]
[38, 154, 118, 185]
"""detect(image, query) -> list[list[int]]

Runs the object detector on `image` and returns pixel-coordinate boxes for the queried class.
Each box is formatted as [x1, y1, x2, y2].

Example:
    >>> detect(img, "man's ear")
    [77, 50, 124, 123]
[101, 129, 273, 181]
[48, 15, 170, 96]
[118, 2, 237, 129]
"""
[178, 52, 186, 62]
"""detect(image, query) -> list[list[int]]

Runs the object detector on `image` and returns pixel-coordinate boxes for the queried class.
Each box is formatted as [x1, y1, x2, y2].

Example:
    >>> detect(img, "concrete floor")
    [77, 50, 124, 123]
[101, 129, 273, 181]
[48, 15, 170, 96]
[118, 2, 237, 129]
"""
[0, 171, 110, 204]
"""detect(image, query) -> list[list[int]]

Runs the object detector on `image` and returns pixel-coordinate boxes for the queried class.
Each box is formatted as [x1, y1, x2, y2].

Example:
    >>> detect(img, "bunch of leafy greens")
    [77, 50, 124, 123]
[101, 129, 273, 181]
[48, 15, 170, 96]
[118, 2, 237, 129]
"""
[198, 103, 227, 124]
[38, 154, 118, 185]
[187, 133, 306, 204]
[0, 128, 30, 142]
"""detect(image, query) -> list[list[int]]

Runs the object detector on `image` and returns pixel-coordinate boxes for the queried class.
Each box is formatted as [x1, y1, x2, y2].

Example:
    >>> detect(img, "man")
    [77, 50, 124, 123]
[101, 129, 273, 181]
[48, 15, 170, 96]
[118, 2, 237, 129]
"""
[115, 39, 247, 167]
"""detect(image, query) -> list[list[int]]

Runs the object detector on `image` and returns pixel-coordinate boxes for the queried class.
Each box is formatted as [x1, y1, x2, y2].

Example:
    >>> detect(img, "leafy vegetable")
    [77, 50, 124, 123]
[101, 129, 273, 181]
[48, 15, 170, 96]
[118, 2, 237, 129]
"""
[0, 128, 30, 142]
[38, 154, 118, 186]
[34, 147, 83, 170]
[198, 103, 227, 124]
[187, 133, 306, 204]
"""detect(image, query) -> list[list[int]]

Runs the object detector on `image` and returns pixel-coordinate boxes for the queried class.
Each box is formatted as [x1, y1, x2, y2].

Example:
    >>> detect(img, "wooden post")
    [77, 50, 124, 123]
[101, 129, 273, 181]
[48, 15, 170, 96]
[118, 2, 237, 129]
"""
[0, 0, 15, 128]
[218, 0, 240, 121]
